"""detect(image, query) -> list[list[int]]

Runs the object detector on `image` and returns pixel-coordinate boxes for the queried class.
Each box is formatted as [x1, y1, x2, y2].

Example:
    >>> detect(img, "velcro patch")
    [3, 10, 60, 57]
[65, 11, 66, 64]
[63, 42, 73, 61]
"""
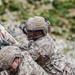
[35, 22, 43, 26]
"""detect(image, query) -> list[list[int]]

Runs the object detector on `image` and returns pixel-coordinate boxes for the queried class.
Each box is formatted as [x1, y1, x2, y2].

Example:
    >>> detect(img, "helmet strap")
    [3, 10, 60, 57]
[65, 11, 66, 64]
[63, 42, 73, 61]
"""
[33, 30, 45, 41]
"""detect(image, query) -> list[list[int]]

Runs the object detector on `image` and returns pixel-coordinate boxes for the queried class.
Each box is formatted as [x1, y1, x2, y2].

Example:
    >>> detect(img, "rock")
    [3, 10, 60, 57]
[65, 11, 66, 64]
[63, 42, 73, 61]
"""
[7, 23, 22, 37]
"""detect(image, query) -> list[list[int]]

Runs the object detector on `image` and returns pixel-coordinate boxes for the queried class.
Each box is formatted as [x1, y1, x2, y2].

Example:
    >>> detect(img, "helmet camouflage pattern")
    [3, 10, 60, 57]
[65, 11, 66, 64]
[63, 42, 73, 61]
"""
[26, 16, 50, 35]
[0, 46, 22, 71]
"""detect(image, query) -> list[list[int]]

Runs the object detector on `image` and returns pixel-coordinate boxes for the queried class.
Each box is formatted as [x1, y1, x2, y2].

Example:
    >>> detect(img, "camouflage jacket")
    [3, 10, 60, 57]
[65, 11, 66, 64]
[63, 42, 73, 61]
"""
[0, 51, 48, 75]
[18, 51, 48, 75]
[26, 34, 74, 75]
[0, 26, 18, 49]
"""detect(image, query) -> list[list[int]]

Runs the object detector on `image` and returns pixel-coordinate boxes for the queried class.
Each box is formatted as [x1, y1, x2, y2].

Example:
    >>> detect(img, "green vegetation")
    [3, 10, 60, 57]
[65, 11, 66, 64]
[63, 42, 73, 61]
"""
[0, 0, 75, 41]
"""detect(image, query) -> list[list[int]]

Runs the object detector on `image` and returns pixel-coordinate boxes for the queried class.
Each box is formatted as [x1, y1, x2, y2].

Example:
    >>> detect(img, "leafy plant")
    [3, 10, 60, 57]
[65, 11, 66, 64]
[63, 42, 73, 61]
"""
[9, 3, 20, 11]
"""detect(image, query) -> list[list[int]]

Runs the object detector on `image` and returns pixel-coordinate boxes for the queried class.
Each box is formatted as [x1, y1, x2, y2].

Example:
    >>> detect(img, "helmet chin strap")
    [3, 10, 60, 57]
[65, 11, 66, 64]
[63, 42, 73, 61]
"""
[33, 34, 44, 41]
[7, 66, 19, 75]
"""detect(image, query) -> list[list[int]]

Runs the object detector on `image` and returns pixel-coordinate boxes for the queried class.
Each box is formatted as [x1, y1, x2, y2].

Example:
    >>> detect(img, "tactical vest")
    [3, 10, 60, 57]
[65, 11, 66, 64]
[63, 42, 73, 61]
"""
[28, 35, 74, 75]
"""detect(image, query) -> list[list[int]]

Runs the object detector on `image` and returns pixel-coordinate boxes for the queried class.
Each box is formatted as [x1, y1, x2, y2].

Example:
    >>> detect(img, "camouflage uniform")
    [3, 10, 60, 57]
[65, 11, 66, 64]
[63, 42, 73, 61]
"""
[21, 16, 74, 75]
[0, 24, 18, 47]
[0, 46, 22, 75]
[0, 46, 48, 75]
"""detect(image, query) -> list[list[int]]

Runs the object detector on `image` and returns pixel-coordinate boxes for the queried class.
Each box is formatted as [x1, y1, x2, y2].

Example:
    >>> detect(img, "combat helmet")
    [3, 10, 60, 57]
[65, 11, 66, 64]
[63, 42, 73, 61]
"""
[0, 46, 22, 71]
[25, 16, 50, 35]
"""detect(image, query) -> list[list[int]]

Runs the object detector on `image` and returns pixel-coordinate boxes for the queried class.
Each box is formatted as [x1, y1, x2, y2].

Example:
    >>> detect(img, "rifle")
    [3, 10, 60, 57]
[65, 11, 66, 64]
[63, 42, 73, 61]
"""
[0, 38, 10, 49]
[0, 24, 28, 50]
[0, 25, 18, 47]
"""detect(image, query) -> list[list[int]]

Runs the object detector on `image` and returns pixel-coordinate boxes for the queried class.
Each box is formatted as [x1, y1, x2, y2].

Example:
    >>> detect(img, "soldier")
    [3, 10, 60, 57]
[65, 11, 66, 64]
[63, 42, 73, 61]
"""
[0, 24, 18, 47]
[0, 24, 28, 50]
[0, 46, 48, 75]
[0, 46, 22, 75]
[20, 16, 74, 75]
[0, 25, 9, 49]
